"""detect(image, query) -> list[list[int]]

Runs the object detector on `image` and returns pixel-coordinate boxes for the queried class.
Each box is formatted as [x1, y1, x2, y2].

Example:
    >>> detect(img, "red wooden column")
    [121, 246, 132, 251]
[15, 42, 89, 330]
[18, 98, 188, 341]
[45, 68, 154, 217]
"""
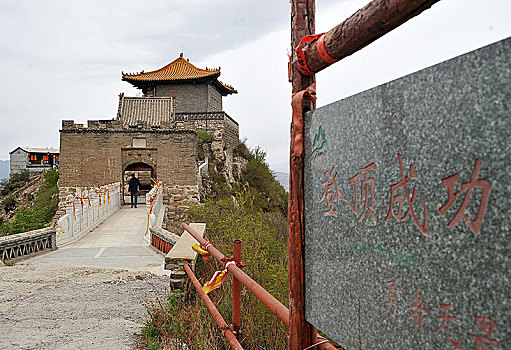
[288, 0, 316, 349]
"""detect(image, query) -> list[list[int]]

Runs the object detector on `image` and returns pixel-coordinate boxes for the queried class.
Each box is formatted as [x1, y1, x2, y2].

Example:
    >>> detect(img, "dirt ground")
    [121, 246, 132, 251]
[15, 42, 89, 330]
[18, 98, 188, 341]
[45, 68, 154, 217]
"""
[0, 263, 169, 350]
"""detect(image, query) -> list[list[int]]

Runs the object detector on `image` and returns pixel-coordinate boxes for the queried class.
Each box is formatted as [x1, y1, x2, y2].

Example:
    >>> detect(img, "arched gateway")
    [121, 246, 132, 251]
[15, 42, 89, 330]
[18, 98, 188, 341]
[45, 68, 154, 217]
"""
[123, 162, 155, 204]
[58, 53, 239, 232]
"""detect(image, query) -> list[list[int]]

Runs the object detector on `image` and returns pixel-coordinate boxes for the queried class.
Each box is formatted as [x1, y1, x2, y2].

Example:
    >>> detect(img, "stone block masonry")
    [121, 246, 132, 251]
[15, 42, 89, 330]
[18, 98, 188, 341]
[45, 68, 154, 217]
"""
[59, 120, 198, 189]
[162, 184, 200, 233]
[156, 83, 208, 112]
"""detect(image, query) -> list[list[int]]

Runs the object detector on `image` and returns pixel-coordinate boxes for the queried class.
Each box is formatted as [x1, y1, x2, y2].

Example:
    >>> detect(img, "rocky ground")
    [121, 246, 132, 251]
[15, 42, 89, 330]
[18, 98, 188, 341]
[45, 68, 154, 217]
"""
[0, 264, 169, 350]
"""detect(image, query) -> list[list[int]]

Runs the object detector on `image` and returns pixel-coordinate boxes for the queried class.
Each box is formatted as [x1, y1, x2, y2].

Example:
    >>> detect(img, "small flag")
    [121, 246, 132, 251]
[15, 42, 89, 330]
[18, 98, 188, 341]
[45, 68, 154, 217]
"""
[202, 262, 235, 295]
[191, 244, 211, 260]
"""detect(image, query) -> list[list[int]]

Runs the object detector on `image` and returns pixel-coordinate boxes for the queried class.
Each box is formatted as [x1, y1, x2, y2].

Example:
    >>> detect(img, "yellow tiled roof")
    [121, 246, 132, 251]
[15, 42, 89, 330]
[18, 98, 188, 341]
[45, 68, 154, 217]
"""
[122, 55, 220, 82]
[218, 80, 236, 92]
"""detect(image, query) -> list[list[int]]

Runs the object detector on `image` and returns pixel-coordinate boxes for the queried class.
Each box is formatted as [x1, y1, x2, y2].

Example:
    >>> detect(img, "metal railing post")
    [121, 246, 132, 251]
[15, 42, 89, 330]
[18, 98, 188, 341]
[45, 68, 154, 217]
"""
[232, 239, 242, 337]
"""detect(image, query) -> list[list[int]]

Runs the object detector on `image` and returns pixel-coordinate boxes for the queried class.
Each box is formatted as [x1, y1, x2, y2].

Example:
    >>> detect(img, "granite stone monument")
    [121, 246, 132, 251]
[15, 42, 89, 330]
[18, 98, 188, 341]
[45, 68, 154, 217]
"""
[303, 37, 510, 349]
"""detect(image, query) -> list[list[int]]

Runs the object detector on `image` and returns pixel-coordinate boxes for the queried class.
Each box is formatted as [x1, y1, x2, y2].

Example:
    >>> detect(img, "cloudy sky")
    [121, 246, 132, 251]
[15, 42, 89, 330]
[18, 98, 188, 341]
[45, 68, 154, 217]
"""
[0, 0, 509, 172]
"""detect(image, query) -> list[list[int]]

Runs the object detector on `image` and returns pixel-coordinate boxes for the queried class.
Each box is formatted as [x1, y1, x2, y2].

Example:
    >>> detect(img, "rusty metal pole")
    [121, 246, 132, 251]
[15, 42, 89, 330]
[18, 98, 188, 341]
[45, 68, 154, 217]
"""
[232, 239, 242, 338]
[182, 223, 291, 325]
[289, 1, 316, 349]
[181, 223, 337, 349]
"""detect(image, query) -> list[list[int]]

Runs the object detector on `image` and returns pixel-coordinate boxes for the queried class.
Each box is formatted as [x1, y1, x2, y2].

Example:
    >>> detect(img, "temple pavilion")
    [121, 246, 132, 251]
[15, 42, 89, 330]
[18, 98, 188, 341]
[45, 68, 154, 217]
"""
[59, 54, 240, 208]
[118, 53, 237, 125]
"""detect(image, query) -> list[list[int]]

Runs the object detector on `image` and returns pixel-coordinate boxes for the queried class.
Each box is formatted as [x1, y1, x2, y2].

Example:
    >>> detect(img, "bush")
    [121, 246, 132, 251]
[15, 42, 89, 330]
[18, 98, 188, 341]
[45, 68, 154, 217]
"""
[4, 206, 46, 234]
[143, 190, 289, 349]
[242, 146, 287, 215]
[3, 170, 59, 235]
[0, 170, 30, 196]
[208, 142, 287, 214]
[197, 131, 213, 143]
[233, 141, 250, 160]
[2, 196, 16, 212]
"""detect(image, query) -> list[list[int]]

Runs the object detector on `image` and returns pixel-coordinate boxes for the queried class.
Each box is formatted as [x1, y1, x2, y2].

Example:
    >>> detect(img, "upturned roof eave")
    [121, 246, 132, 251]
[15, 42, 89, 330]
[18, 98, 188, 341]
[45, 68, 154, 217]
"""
[122, 72, 221, 85]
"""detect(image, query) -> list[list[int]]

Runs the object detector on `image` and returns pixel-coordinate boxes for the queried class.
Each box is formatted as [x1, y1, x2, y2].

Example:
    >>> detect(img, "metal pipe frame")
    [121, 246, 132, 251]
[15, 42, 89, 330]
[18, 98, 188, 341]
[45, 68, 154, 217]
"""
[181, 222, 338, 349]
[182, 222, 290, 325]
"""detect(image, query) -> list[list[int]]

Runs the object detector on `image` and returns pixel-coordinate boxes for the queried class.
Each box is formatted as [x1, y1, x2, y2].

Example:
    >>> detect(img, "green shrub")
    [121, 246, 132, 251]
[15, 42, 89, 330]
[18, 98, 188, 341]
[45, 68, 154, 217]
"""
[0, 170, 30, 196]
[233, 141, 250, 160]
[197, 131, 213, 143]
[242, 147, 287, 214]
[3, 170, 59, 235]
[2, 196, 16, 212]
[146, 190, 288, 349]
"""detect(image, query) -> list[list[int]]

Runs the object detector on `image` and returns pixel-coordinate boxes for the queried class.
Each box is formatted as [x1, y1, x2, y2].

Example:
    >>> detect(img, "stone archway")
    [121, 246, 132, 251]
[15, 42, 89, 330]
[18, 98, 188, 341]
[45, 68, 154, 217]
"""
[123, 162, 156, 204]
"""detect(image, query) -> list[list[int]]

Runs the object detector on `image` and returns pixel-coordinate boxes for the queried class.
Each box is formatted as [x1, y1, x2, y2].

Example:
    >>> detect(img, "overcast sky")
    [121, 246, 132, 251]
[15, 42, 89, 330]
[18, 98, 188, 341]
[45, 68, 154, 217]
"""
[0, 0, 509, 172]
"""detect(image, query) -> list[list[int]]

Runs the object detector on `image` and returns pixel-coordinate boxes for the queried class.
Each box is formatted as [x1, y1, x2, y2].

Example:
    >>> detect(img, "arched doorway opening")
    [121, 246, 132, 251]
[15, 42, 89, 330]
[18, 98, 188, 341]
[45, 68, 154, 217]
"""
[123, 162, 156, 204]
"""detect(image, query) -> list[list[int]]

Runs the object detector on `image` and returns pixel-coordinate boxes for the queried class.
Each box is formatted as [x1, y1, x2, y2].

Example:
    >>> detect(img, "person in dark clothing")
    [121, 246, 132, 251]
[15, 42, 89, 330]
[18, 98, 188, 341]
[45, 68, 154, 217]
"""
[128, 174, 141, 208]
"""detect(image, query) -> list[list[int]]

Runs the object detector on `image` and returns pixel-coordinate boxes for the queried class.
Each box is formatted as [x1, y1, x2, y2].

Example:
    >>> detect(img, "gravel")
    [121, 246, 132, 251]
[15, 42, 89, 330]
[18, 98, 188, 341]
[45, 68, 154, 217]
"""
[0, 264, 169, 350]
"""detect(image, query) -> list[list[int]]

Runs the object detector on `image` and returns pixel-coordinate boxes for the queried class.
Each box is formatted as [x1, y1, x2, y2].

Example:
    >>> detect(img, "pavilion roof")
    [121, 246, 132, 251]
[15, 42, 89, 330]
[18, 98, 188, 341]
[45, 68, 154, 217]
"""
[122, 54, 237, 94]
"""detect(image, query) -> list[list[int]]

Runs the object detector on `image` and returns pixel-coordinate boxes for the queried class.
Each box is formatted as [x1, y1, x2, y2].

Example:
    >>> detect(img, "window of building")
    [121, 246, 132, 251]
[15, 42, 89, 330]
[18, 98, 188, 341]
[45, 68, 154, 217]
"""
[43, 155, 49, 161]
[132, 137, 147, 148]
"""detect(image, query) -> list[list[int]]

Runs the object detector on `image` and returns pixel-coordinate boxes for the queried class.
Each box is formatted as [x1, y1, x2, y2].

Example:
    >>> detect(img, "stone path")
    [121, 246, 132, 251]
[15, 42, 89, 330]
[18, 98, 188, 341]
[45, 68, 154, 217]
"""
[27, 205, 168, 275]
[0, 205, 170, 349]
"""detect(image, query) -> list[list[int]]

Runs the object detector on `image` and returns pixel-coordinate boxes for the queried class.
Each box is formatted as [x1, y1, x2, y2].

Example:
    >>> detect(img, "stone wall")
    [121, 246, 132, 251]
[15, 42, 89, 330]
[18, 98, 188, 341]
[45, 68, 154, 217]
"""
[207, 84, 222, 112]
[59, 121, 198, 189]
[9, 149, 28, 175]
[223, 114, 240, 151]
[155, 83, 208, 112]
[162, 184, 200, 233]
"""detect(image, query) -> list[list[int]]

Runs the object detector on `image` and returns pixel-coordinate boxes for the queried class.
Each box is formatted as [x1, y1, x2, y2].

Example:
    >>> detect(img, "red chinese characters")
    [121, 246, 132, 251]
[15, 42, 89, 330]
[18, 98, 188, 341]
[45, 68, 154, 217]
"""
[439, 159, 492, 235]
[384, 281, 398, 319]
[434, 304, 461, 349]
[319, 165, 345, 217]
[385, 154, 428, 236]
[468, 316, 500, 350]
[348, 163, 377, 224]
[407, 287, 428, 333]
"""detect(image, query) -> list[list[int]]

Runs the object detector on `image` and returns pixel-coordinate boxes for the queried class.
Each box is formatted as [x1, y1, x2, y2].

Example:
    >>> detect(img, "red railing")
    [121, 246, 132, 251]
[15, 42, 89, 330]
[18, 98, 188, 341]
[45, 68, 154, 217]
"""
[151, 235, 173, 254]
[181, 222, 337, 350]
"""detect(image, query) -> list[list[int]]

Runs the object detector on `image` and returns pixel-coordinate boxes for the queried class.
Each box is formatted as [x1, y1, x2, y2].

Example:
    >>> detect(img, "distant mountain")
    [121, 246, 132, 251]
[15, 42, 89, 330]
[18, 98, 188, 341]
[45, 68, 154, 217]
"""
[274, 171, 289, 192]
[0, 160, 9, 180]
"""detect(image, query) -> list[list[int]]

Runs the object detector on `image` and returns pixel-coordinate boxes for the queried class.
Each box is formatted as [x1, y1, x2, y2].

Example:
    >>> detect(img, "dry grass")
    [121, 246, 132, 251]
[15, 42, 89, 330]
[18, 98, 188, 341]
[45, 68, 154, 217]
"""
[142, 193, 289, 349]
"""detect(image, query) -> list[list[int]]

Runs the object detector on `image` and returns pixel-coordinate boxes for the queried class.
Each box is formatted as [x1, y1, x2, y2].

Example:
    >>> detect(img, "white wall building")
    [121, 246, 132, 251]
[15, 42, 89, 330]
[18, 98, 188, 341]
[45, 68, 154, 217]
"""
[9, 147, 59, 175]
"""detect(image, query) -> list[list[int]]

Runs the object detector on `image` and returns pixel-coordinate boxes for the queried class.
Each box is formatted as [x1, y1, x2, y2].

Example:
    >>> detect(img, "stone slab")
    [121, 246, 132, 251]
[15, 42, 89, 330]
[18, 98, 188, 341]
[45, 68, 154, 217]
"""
[165, 223, 206, 262]
[303, 37, 511, 349]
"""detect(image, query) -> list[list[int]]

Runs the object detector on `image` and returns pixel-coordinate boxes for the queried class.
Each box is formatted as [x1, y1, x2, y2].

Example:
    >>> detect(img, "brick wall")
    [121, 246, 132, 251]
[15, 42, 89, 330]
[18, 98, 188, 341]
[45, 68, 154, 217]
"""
[207, 84, 222, 112]
[156, 83, 208, 112]
[59, 121, 197, 189]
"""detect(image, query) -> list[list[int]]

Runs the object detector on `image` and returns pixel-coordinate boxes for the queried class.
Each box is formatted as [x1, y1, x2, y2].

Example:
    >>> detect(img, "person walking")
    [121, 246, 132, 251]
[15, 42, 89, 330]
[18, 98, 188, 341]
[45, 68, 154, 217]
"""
[128, 173, 141, 208]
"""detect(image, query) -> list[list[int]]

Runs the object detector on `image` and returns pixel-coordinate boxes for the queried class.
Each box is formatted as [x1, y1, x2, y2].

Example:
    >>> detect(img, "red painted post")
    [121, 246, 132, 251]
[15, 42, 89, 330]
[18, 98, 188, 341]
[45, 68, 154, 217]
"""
[289, 0, 316, 349]
[232, 239, 242, 337]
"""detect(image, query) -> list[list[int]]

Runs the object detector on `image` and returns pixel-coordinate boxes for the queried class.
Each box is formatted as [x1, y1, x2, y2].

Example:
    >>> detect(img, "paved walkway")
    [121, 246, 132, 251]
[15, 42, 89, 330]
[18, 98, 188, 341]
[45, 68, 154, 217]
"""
[27, 206, 168, 275]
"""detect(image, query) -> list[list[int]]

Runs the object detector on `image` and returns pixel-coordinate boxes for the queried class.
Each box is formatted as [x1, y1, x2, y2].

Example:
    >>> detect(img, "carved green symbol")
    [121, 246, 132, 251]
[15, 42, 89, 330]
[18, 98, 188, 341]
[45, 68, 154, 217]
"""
[309, 125, 327, 160]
